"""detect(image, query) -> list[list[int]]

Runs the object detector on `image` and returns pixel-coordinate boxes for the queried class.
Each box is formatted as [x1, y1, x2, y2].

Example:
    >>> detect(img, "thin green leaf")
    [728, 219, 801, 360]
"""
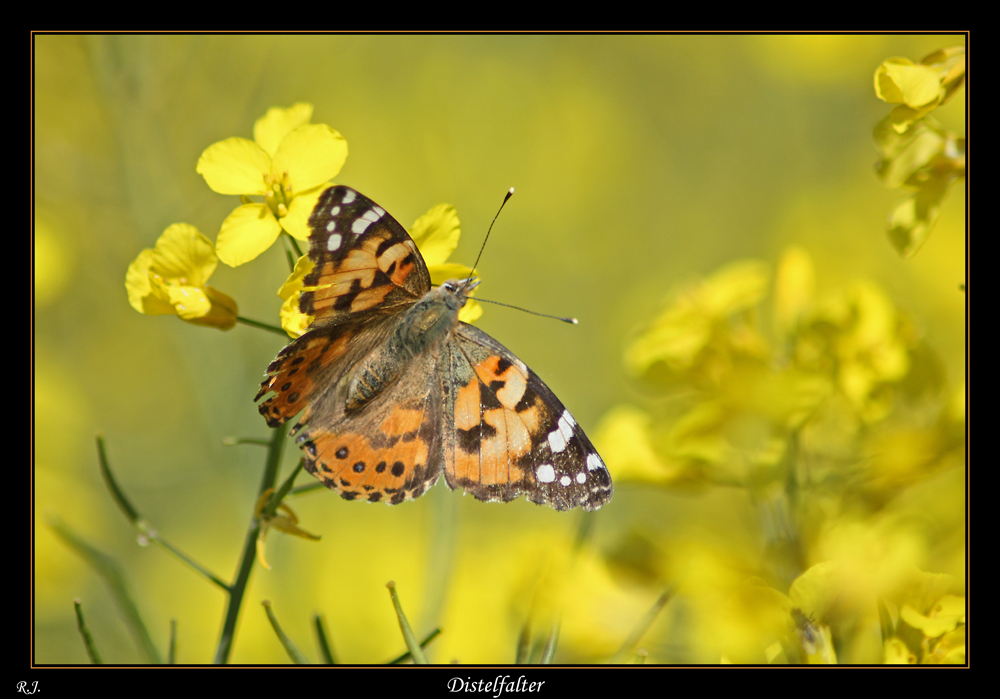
[387, 628, 442, 665]
[539, 621, 559, 664]
[96, 436, 229, 591]
[222, 436, 273, 447]
[50, 518, 161, 663]
[73, 600, 103, 664]
[386, 581, 427, 664]
[261, 461, 305, 519]
[262, 600, 309, 664]
[168, 619, 177, 664]
[612, 585, 675, 663]
[515, 618, 531, 665]
[313, 614, 336, 664]
[96, 435, 140, 524]
[878, 598, 895, 645]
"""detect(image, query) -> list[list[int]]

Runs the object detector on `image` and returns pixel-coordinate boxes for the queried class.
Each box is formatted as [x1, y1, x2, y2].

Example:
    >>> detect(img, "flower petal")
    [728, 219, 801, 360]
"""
[272, 124, 348, 193]
[166, 285, 212, 319]
[410, 204, 460, 267]
[216, 203, 283, 267]
[152, 223, 218, 286]
[125, 249, 174, 315]
[198, 286, 239, 329]
[280, 293, 313, 338]
[458, 301, 482, 324]
[196, 137, 273, 195]
[277, 255, 316, 337]
[253, 103, 314, 157]
[281, 187, 327, 241]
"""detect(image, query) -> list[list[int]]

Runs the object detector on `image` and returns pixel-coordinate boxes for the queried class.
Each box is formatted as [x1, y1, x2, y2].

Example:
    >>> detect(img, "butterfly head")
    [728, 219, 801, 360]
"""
[441, 277, 480, 299]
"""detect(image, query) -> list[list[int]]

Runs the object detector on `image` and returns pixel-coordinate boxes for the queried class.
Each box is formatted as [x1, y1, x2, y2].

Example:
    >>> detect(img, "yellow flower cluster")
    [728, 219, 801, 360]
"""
[873, 46, 966, 257]
[593, 247, 965, 663]
[125, 103, 478, 334]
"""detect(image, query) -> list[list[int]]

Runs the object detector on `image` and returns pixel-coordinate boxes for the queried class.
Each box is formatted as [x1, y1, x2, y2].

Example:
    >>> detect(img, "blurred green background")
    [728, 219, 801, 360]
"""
[34, 35, 965, 664]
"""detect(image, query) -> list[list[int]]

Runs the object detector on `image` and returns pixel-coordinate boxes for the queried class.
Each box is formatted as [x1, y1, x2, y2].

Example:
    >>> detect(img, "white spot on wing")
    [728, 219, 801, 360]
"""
[326, 233, 342, 251]
[536, 464, 555, 483]
[587, 453, 605, 471]
[352, 206, 384, 235]
[576, 472, 587, 484]
[559, 475, 571, 486]
[342, 189, 356, 204]
[548, 410, 576, 453]
[548, 427, 567, 453]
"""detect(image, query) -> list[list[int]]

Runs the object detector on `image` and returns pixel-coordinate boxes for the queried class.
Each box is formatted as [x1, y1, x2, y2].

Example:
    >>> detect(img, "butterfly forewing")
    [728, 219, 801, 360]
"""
[300, 186, 431, 324]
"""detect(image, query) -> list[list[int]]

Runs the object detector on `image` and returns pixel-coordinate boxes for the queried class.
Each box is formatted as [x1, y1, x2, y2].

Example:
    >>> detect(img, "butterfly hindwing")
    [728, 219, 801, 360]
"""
[294, 350, 445, 505]
[255, 322, 361, 428]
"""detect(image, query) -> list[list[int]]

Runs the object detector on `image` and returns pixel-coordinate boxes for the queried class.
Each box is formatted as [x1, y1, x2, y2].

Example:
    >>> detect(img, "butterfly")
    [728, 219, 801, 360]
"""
[255, 186, 612, 511]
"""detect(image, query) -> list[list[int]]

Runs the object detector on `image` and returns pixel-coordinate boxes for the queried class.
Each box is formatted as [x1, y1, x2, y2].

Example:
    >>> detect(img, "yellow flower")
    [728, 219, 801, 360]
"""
[195, 103, 348, 267]
[624, 260, 771, 382]
[888, 570, 966, 664]
[253, 489, 320, 570]
[277, 200, 482, 338]
[874, 47, 965, 133]
[125, 223, 237, 330]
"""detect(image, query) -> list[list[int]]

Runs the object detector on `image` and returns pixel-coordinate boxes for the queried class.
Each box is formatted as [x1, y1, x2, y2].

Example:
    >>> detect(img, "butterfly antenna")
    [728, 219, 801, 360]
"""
[465, 187, 515, 288]
[460, 187, 577, 325]
[476, 297, 578, 324]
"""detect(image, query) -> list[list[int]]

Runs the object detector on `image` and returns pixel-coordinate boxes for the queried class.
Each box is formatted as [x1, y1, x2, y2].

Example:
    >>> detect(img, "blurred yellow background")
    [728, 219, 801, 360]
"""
[34, 34, 965, 664]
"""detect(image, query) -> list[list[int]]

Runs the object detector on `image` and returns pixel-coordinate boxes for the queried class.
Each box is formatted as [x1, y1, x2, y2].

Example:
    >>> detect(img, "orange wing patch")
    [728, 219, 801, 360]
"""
[449, 353, 543, 493]
[303, 236, 414, 318]
[379, 240, 421, 287]
[480, 407, 529, 485]
[299, 402, 439, 505]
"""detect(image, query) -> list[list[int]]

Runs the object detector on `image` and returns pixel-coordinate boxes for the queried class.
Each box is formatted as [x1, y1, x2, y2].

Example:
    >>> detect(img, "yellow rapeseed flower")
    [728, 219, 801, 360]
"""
[125, 223, 237, 330]
[196, 103, 348, 267]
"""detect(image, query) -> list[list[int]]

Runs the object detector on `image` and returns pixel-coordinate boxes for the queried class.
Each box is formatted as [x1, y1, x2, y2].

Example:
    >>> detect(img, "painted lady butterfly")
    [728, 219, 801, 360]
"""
[255, 186, 612, 511]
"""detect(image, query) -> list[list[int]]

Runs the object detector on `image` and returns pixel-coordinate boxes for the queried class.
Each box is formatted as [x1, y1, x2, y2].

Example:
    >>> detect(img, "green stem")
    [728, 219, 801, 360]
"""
[168, 619, 177, 664]
[213, 424, 286, 664]
[236, 316, 288, 336]
[540, 621, 559, 664]
[611, 584, 675, 663]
